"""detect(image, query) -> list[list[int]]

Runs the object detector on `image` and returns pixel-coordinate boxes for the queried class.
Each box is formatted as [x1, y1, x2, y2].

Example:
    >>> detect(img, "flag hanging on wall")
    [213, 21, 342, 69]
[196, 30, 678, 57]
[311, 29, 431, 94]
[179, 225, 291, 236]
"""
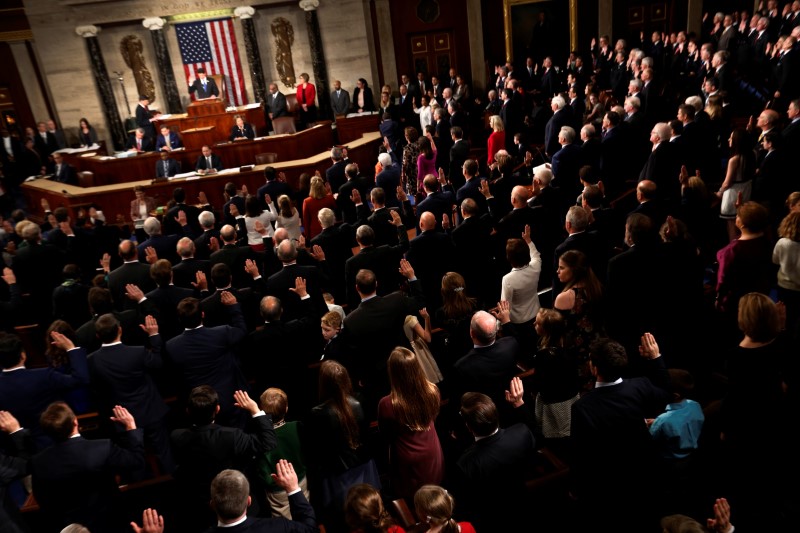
[175, 18, 247, 106]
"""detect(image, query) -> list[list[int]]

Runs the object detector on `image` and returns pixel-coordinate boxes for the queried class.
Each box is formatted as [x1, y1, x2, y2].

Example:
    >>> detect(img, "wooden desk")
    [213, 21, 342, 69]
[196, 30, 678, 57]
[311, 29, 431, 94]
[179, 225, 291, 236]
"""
[62, 122, 335, 186]
[23, 132, 382, 224]
[335, 113, 381, 144]
[154, 102, 266, 142]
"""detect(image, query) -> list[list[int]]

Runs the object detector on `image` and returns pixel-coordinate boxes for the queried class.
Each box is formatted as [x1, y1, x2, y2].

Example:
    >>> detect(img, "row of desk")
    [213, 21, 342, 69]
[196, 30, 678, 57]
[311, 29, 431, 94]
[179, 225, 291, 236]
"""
[23, 132, 382, 226]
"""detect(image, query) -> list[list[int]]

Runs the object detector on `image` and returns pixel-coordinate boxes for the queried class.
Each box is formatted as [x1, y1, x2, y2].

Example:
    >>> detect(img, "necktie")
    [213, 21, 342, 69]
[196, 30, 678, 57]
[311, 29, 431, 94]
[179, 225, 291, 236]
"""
[137, 139, 141, 150]
[207, 157, 212, 169]
[163, 161, 168, 175]
[420, 82, 425, 93]
[758, 132, 765, 144]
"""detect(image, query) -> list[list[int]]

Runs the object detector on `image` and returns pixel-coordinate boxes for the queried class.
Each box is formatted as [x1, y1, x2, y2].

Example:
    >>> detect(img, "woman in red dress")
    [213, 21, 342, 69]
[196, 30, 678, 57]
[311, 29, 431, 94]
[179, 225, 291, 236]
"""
[487, 114, 506, 167]
[296, 72, 317, 129]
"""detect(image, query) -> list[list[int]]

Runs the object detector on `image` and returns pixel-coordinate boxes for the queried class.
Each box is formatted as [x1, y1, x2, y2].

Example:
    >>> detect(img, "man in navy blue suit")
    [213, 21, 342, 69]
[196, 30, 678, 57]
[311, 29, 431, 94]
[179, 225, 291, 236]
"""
[155, 125, 183, 152]
[88, 311, 173, 474]
[0, 331, 88, 448]
[411, 172, 455, 233]
[155, 151, 181, 179]
[550, 125, 583, 200]
[167, 292, 249, 427]
[49, 152, 77, 185]
[188, 67, 220, 99]
[544, 95, 573, 159]
[31, 403, 145, 532]
[137, 216, 182, 265]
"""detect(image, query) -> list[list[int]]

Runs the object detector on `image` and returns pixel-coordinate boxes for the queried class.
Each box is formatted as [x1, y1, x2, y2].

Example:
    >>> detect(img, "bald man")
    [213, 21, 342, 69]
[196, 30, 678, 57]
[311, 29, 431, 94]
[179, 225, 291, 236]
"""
[406, 211, 456, 310]
[107, 239, 155, 311]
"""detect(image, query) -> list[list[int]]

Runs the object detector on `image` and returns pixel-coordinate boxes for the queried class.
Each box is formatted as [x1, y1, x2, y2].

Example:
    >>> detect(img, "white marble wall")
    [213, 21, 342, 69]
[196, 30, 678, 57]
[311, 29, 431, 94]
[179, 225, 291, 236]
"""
[22, 0, 376, 145]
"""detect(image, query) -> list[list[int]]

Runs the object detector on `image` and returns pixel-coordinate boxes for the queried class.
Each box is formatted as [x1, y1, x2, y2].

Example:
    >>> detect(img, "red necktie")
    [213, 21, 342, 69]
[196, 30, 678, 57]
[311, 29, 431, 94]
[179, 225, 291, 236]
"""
[137, 139, 142, 150]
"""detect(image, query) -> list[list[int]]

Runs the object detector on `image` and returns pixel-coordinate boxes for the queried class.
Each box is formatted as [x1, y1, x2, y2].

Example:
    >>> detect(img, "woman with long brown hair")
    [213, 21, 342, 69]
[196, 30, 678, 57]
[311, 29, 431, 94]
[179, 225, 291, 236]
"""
[414, 485, 476, 533]
[378, 347, 443, 500]
[434, 272, 478, 370]
[345, 483, 405, 533]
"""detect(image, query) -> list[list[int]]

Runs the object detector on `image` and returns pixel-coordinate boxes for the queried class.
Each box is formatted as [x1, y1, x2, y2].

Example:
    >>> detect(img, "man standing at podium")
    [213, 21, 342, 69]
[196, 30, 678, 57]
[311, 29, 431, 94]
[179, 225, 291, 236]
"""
[188, 68, 220, 100]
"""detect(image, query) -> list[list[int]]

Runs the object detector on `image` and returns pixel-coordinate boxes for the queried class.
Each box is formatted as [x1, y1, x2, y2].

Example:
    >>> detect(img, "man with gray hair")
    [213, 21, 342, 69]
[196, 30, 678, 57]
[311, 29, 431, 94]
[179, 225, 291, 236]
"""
[552, 205, 607, 292]
[207, 464, 316, 531]
[375, 152, 401, 209]
[639, 122, 680, 204]
[125, 127, 153, 152]
[311, 207, 354, 301]
[326, 146, 347, 192]
[11, 222, 65, 322]
[452, 303, 521, 420]
[544, 94, 572, 157]
[136, 216, 181, 264]
[550, 125, 582, 199]
[193, 210, 220, 261]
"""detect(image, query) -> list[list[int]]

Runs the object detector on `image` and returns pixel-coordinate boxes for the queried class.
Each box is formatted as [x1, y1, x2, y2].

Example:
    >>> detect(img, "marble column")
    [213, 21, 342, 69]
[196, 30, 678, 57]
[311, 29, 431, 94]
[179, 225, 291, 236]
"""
[300, 0, 331, 120]
[235, 7, 267, 105]
[143, 17, 183, 114]
[76, 25, 126, 151]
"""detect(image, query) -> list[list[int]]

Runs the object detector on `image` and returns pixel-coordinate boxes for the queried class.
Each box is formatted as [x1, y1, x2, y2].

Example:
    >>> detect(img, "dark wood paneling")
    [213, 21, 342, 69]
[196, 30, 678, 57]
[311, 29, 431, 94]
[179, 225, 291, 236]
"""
[0, 42, 35, 134]
[389, 0, 472, 86]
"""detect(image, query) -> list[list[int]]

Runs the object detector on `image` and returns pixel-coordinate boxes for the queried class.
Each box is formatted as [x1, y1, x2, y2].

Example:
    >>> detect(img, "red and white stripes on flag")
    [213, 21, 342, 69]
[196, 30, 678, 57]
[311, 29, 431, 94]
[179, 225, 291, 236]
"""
[176, 18, 247, 106]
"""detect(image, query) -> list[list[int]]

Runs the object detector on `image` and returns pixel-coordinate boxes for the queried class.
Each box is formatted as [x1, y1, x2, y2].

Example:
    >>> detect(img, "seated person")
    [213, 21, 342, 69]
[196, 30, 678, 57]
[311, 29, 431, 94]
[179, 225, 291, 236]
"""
[155, 125, 182, 151]
[50, 152, 77, 185]
[126, 128, 154, 152]
[155, 151, 180, 179]
[229, 115, 255, 141]
[196, 145, 224, 174]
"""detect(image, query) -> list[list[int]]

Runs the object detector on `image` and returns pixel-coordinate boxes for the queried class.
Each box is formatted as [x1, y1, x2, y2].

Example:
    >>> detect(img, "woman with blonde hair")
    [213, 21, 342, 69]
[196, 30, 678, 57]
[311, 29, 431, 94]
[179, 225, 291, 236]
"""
[302, 176, 335, 239]
[345, 483, 404, 533]
[774, 210, 800, 332]
[413, 485, 475, 533]
[275, 194, 301, 241]
[378, 347, 443, 499]
[487, 115, 505, 166]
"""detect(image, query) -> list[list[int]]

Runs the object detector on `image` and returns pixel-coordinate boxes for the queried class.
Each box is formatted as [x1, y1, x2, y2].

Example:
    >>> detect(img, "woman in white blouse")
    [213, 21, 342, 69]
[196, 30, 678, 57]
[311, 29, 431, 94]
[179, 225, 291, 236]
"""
[414, 94, 433, 133]
[275, 194, 301, 241]
[243, 194, 276, 251]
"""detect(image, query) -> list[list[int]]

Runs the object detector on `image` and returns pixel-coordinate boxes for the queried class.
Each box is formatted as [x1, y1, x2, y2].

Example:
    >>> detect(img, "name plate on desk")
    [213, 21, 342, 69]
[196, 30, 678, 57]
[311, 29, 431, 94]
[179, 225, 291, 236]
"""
[239, 165, 254, 172]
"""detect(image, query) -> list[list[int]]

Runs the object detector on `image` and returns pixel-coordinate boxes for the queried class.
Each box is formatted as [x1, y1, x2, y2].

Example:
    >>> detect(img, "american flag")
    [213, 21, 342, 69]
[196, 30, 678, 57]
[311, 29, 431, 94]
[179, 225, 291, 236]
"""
[175, 18, 247, 106]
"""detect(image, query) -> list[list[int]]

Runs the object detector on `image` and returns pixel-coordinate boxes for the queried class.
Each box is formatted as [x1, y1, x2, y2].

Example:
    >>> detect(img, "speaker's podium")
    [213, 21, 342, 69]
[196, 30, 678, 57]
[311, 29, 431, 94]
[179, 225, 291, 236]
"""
[183, 99, 225, 150]
[187, 99, 226, 117]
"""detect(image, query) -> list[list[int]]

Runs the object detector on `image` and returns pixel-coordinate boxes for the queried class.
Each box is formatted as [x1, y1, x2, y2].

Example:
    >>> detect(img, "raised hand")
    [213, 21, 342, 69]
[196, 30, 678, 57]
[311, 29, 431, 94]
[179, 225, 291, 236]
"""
[174, 210, 187, 227]
[139, 315, 159, 336]
[110, 405, 136, 431]
[679, 165, 689, 186]
[100, 252, 111, 272]
[522, 224, 532, 244]
[309, 245, 325, 262]
[1, 267, 16, 285]
[638, 332, 660, 360]
[351, 188, 362, 204]
[390, 209, 403, 226]
[145, 246, 158, 265]
[125, 284, 145, 302]
[130, 508, 165, 533]
[0, 411, 21, 434]
[706, 498, 731, 533]
[271, 459, 300, 493]
[278, 171, 287, 182]
[288, 276, 308, 298]
[220, 290, 237, 306]
[233, 390, 259, 415]
[437, 167, 447, 185]
[244, 258, 260, 278]
[208, 236, 220, 252]
[398, 258, 415, 279]
[442, 213, 451, 230]
[396, 185, 408, 202]
[191, 270, 208, 291]
[50, 330, 76, 351]
[229, 203, 240, 218]
[479, 179, 492, 198]
[490, 300, 511, 324]
[505, 376, 524, 407]
[254, 219, 267, 235]
[264, 194, 272, 206]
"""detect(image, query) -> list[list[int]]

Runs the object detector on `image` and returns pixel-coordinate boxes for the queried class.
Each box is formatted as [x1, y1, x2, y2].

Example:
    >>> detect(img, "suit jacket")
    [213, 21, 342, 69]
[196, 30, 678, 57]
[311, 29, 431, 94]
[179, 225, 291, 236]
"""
[166, 304, 249, 422]
[375, 167, 401, 209]
[638, 141, 680, 203]
[451, 214, 494, 296]
[203, 498, 317, 532]
[0, 349, 89, 444]
[344, 225, 410, 308]
[31, 429, 145, 532]
[88, 338, 168, 425]
[266, 263, 327, 321]
[550, 143, 582, 198]
[449, 139, 470, 183]
[266, 91, 288, 118]
[173, 257, 213, 288]
[452, 336, 520, 408]
[415, 190, 456, 232]
[136, 233, 181, 264]
[51, 163, 77, 185]
[155, 157, 181, 178]
[210, 244, 257, 288]
[126, 134, 155, 152]
[325, 160, 348, 193]
[406, 230, 456, 310]
[155, 131, 182, 151]
[544, 109, 572, 157]
[196, 153, 224, 172]
[189, 77, 220, 99]
[330, 88, 351, 115]
[33, 131, 58, 159]
[164, 202, 206, 237]
[145, 285, 198, 339]
[229, 123, 255, 141]
[539, 67, 561, 97]
[108, 261, 156, 311]
[257, 180, 294, 210]
[11, 241, 66, 317]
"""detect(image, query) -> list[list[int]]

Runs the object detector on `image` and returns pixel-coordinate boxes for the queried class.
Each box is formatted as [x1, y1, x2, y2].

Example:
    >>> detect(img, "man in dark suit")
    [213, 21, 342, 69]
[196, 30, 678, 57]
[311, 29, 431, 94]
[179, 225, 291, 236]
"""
[188, 68, 220, 99]
[49, 152, 77, 185]
[174, 236, 213, 288]
[452, 160, 487, 223]
[396, 84, 414, 127]
[550, 126, 583, 200]
[544, 96, 573, 158]
[639, 123, 680, 205]
[136, 216, 182, 265]
[108, 241, 156, 308]
[449, 198, 495, 305]
[599, 111, 631, 195]
[155, 151, 180, 179]
[196, 145, 224, 173]
[87, 311, 173, 474]
[413, 173, 456, 233]
[266, 239, 327, 321]
[135, 95, 156, 139]
[455, 388, 538, 532]
[33, 121, 58, 160]
[210, 224, 255, 288]
[257, 166, 293, 210]
[266, 83, 288, 121]
[628, 180, 666, 229]
[325, 147, 348, 193]
[371, 155, 399, 210]
[339, 163, 374, 219]
[126, 128, 155, 153]
[379, 113, 400, 149]
[164, 187, 209, 237]
[433, 108, 452, 169]
[451, 308, 520, 415]
[552, 206, 607, 292]
[310, 209, 354, 301]
[570, 337, 670, 531]
[31, 403, 144, 532]
[448, 127, 470, 188]
[167, 293, 249, 426]
[406, 211, 455, 311]
[170, 386, 277, 531]
[344, 212, 409, 309]
[538, 57, 561, 97]
[11, 223, 65, 323]
[782, 99, 800, 150]
[201, 262, 262, 332]
[204, 464, 317, 532]
[357, 187, 400, 247]
[343, 262, 424, 403]
[76, 286, 152, 353]
[155, 125, 183, 152]
[0, 332, 88, 447]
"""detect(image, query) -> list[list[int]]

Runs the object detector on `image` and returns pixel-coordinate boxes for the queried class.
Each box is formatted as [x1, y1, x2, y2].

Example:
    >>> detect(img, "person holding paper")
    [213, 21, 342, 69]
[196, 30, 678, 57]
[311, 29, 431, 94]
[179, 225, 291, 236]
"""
[229, 115, 255, 141]
[188, 67, 219, 99]
[196, 145, 224, 174]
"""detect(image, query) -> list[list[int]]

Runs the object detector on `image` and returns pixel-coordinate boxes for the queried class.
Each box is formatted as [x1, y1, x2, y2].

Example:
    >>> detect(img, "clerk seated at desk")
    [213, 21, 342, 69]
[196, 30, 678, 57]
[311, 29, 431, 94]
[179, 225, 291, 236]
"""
[196, 145, 224, 174]
[229, 115, 255, 141]
[156, 125, 183, 151]
[50, 152, 77, 185]
[188, 67, 220, 100]
[126, 128, 154, 152]
[156, 150, 181, 179]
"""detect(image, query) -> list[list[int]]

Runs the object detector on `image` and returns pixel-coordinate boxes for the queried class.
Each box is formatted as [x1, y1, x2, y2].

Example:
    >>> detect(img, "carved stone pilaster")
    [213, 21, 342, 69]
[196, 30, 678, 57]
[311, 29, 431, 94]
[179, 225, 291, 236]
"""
[76, 25, 126, 150]
[235, 7, 267, 104]
[143, 18, 183, 114]
[300, 0, 330, 119]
